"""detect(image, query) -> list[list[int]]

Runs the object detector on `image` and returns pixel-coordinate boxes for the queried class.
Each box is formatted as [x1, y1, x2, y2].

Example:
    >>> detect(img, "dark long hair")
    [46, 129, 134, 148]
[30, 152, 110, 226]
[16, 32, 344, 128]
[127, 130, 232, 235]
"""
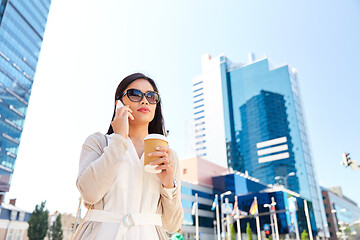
[106, 73, 166, 136]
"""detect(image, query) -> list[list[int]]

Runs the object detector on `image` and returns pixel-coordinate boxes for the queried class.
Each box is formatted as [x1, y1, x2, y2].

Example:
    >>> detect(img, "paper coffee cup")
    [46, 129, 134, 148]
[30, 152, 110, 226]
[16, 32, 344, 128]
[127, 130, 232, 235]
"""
[144, 134, 168, 173]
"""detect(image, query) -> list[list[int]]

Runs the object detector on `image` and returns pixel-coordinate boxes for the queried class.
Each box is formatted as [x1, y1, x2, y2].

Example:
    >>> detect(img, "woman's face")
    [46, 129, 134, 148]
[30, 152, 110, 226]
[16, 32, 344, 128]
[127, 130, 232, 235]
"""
[121, 79, 157, 125]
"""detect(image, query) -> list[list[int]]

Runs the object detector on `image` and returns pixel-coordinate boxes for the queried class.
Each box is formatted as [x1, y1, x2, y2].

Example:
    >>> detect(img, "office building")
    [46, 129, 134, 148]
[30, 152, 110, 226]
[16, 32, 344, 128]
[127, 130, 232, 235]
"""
[192, 53, 328, 237]
[180, 156, 316, 240]
[0, 0, 52, 198]
[180, 156, 227, 239]
[213, 172, 316, 239]
[321, 186, 360, 240]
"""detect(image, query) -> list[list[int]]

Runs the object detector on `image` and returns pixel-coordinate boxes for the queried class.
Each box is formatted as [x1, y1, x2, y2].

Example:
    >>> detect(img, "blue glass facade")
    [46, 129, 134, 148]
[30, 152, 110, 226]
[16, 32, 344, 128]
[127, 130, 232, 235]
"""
[212, 173, 267, 195]
[239, 90, 299, 193]
[321, 187, 360, 240]
[219, 57, 328, 236]
[0, 0, 52, 193]
[181, 182, 215, 239]
[212, 173, 317, 236]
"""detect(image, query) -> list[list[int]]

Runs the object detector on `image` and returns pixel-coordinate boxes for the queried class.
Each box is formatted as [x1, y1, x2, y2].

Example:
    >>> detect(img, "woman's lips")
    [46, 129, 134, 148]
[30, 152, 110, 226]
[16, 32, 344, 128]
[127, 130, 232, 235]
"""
[138, 107, 150, 113]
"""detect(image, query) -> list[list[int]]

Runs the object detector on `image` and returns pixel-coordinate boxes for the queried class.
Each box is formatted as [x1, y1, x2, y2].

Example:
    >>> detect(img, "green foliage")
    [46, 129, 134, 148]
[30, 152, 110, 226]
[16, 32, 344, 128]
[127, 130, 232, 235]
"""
[344, 226, 351, 234]
[49, 214, 63, 240]
[246, 222, 253, 240]
[301, 229, 309, 240]
[230, 224, 236, 240]
[27, 201, 49, 240]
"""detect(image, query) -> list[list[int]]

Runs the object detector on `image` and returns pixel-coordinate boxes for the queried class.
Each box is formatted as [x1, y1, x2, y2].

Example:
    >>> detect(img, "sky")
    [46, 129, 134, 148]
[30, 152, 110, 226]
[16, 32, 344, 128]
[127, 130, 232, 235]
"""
[5, 0, 360, 215]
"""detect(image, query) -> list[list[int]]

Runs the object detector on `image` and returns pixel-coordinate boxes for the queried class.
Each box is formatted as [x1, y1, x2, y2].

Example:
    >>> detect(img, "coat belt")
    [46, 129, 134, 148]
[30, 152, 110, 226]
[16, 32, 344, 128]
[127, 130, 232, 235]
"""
[86, 209, 162, 227]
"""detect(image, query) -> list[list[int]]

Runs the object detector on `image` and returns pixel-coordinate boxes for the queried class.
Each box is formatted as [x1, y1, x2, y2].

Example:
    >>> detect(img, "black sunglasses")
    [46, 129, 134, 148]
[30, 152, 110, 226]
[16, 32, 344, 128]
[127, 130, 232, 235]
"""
[121, 88, 160, 104]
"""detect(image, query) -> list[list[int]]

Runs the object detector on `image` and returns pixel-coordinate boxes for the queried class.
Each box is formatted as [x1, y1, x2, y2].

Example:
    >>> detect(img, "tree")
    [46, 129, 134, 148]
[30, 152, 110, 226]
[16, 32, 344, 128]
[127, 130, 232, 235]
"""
[301, 229, 309, 240]
[49, 214, 63, 240]
[225, 224, 237, 240]
[230, 224, 236, 240]
[27, 201, 49, 240]
[246, 222, 253, 240]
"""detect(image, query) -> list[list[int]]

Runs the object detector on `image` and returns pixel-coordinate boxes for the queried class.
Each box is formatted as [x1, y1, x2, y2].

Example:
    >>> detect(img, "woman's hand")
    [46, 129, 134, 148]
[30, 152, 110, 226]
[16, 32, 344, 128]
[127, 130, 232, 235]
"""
[149, 146, 175, 188]
[111, 101, 134, 138]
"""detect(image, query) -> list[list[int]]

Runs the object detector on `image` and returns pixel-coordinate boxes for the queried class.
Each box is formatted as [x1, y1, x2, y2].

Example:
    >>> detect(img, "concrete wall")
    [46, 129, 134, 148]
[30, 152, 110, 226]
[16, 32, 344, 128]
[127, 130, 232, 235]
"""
[181, 156, 227, 187]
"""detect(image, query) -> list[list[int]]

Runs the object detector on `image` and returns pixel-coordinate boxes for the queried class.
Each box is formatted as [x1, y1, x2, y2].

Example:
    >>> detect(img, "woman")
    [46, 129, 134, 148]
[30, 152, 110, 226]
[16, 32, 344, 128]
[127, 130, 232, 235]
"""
[76, 73, 184, 239]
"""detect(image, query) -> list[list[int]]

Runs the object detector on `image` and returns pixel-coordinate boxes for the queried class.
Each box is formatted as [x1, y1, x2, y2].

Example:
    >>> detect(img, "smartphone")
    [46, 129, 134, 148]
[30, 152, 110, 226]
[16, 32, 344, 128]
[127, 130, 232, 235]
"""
[116, 100, 124, 110]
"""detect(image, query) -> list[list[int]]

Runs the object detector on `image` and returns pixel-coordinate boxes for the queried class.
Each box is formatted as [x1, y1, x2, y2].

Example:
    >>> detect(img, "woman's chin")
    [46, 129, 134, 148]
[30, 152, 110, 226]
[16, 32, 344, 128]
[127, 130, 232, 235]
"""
[130, 116, 154, 125]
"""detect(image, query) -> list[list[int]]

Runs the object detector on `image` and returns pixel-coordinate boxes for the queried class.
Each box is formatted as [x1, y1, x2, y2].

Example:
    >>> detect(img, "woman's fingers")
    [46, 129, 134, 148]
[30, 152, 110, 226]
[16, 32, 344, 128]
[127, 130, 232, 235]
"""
[155, 164, 172, 171]
[155, 146, 170, 153]
[115, 105, 133, 118]
[128, 113, 134, 120]
[148, 147, 170, 158]
[150, 157, 170, 166]
[149, 151, 169, 158]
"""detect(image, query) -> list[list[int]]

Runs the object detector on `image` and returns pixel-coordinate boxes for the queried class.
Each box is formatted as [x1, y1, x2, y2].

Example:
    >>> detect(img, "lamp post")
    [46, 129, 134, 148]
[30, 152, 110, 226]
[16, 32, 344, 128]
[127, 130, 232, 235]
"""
[264, 202, 276, 240]
[220, 191, 232, 240]
[274, 172, 295, 189]
[338, 221, 347, 240]
[213, 220, 217, 240]
[331, 208, 346, 235]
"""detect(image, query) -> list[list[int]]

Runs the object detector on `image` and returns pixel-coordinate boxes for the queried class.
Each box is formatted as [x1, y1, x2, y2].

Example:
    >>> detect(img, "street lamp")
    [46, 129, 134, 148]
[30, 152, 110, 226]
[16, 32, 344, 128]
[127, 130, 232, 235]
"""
[338, 221, 348, 240]
[264, 202, 277, 240]
[274, 172, 295, 189]
[331, 208, 346, 213]
[213, 220, 217, 240]
[331, 208, 346, 235]
[220, 191, 232, 240]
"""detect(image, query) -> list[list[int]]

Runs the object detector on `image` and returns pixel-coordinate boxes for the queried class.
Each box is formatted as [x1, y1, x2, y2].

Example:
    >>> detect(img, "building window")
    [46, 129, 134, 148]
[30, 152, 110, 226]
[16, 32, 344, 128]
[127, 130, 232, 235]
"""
[194, 110, 204, 115]
[195, 121, 205, 127]
[194, 116, 205, 121]
[196, 146, 206, 151]
[183, 168, 187, 174]
[195, 134, 205, 139]
[194, 98, 204, 104]
[193, 81, 203, 87]
[194, 104, 204, 110]
[193, 87, 203, 93]
[195, 128, 205, 133]
[10, 210, 17, 220]
[194, 93, 204, 98]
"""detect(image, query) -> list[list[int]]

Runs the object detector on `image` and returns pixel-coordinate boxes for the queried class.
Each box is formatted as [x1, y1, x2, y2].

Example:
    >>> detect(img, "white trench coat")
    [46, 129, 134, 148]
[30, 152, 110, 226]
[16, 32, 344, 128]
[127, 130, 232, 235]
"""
[76, 132, 184, 239]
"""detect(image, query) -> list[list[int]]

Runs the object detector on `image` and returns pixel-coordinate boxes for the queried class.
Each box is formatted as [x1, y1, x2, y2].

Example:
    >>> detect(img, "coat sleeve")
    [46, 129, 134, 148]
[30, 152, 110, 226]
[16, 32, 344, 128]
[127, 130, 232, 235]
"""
[159, 149, 184, 233]
[76, 132, 129, 204]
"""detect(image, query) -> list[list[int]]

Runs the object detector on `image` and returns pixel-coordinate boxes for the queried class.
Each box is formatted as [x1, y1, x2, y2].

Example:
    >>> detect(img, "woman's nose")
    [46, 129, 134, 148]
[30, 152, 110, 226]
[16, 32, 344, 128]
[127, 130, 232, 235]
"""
[141, 98, 149, 105]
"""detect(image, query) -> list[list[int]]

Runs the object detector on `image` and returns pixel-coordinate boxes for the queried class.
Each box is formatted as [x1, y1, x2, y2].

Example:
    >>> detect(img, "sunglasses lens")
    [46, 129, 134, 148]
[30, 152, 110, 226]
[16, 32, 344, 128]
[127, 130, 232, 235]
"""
[146, 92, 160, 104]
[127, 89, 143, 102]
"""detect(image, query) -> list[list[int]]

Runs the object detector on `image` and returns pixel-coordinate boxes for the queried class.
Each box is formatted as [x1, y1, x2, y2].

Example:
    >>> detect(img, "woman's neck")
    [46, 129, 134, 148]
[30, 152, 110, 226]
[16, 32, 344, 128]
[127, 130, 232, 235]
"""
[128, 124, 148, 142]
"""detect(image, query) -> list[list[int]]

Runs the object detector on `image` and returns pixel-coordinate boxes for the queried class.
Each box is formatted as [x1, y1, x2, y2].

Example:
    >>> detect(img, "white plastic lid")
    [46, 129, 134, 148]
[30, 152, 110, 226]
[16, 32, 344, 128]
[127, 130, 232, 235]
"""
[144, 133, 168, 142]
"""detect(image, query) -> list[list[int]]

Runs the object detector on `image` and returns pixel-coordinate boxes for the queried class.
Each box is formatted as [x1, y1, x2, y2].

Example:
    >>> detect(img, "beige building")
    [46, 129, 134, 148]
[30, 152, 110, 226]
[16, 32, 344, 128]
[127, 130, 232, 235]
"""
[0, 200, 30, 240]
[46, 212, 76, 240]
[181, 156, 228, 187]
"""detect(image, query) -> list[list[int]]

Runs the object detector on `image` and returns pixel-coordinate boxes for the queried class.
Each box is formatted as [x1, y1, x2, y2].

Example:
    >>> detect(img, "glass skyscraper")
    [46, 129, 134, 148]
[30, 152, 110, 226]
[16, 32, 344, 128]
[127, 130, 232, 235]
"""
[193, 54, 329, 237]
[0, 0, 52, 196]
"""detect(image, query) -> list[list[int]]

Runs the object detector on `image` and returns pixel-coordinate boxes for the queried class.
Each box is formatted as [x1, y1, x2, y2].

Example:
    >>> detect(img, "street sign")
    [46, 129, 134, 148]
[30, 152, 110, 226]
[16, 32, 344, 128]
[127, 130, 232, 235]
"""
[264, 224, 270, 231]
[223, 203, 233, 214]
[239, 210, 248, 216]
[288, 197, 297, 212]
